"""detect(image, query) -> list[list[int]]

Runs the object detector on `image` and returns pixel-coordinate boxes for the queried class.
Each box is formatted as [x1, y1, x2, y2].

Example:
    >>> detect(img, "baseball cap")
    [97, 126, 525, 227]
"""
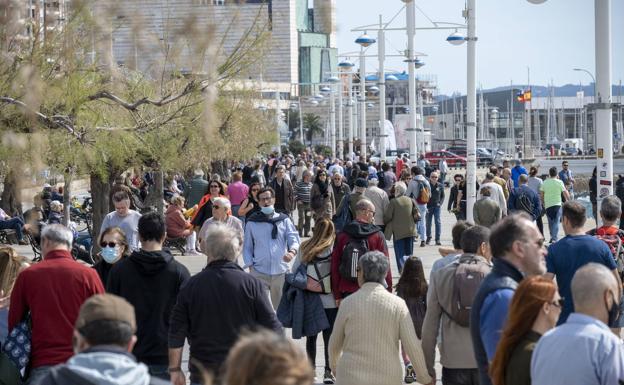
[75, 294, 136, 332]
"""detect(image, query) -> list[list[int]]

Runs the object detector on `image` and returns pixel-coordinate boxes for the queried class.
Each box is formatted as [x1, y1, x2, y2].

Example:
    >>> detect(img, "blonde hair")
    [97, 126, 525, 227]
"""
[223, 330, 314, 385]
[0, 248, 28, 296]
[300, 218, 335, 264]
[171, 195, 185, 207]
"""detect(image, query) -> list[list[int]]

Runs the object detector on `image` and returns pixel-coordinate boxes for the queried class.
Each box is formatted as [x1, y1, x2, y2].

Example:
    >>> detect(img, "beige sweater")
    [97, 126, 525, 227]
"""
[329, 283, 432, 385]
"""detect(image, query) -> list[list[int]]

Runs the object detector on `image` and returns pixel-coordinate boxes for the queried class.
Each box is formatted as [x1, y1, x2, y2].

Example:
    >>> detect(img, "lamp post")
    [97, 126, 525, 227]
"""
[573, 68, 597, 103]
[404, 0, 418, 165]
[377, 17, 388, 162]
[531, 0, 613, 223]
[355, 33, 376, 160]
[339, 60, 356, 159]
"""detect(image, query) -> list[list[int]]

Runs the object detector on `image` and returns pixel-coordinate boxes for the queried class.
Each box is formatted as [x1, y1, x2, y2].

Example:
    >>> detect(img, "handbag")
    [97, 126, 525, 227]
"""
[306, 256, 332, 294]
[3, 314, 31, 375]
[411, 198, 421, 222]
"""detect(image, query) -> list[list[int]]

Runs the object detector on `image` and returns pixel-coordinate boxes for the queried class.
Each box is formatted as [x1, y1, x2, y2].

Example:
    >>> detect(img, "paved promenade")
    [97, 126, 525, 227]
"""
[8, 191, 597, 385]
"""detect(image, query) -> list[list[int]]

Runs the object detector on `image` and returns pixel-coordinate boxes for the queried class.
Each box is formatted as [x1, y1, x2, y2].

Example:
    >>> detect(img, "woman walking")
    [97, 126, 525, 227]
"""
[383, 181, 416, 272]
[94, 227, 130, 285]
[291, 218, 338, 384]
[191, 179, 227, 228]
[310, 170, 335, 221]
[396, 256, 428, 383]
[238, 182, 262, 221]
[490, 276, 560, 385]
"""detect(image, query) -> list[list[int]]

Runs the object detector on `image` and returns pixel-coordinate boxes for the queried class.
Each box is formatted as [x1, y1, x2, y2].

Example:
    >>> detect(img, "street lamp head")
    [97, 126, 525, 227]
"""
[447, 30, 466, 46]
[314, 94, 325, 100]
[289, 103, 298, 109]
[320, 86, 332, 93]
[357, 95, 366, 102]
[258, 104, 268, 112]
[386, 74, 399, 81]
[309, 99, 319, 105]
[526, 0, 547, 4]
[326, 76, 340, 84]
[367, 103, 375, 109]
[368, 85, 380, 93]
[414, 58, 425, 69]
[355, 33, 376, 47]
[338, 60, 355, 69]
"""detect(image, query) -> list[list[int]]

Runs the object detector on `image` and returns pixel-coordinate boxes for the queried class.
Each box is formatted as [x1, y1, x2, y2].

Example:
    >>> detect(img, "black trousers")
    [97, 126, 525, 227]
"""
[306, 308, 338, 370]
[442, 368, 479, 385]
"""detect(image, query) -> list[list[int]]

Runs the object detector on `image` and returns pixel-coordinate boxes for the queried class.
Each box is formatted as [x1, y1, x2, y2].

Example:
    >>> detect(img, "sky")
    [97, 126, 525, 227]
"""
[334, 0, 624, 96]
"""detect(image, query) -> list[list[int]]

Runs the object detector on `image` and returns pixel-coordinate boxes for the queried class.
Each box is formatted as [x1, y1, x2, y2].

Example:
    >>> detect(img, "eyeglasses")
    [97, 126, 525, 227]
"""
[550, 298, 564, 308]
[258, 196, 273, 202]
[212, 205, 220, 210]
[100, 242, 118, 248]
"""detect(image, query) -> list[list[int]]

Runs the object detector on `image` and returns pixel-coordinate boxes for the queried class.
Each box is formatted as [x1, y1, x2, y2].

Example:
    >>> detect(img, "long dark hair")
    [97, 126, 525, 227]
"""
[396, 256, 428, 300]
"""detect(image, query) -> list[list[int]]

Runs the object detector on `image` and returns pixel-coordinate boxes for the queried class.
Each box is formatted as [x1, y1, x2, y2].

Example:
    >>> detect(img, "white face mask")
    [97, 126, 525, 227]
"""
[101, 246, 121, 264]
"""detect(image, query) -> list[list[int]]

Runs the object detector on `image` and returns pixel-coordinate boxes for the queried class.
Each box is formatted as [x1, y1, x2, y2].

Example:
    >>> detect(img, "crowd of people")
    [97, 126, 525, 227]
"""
[0, 150, 623, 385]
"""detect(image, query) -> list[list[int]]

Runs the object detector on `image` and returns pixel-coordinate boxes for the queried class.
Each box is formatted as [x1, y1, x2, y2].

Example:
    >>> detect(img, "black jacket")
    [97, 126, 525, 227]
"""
[447, 185, 459, 211]
[427, 181, 445, 208]
[168, 260, 282, 383]
[470, 258, 523, 385]
[107, 249, 190, 365]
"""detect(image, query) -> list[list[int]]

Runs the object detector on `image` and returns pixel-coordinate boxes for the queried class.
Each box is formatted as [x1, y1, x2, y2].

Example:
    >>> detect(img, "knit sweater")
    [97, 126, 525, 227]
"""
[329, 283, 432, 385]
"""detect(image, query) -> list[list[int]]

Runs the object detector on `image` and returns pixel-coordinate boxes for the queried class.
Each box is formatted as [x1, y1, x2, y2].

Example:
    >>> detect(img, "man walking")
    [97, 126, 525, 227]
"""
[531, 263, 624, 385]
[243, 187, 300, 309]
[331, 199, 392, 303]
[508, 174, 542, 222]
[100, 191, 142, 251]
[107, 212, 191, 380]
[423, 226, 492, 385]
[40, 294, 169, 385]
[470, 214, 547, 385]
[546, 201, 619, 324]
[330, 170, 351, 210]
[364, 178, 389, 232]
[480, 173, 507, 217]
[294, 170, 313, 237]
[169, 224, 282, 385]
[269, 165, 295, 216]
[407, 166, 431, 247]
[510, 160, 528, 188]
[9, 225, 104, 384]
[473, 186, 502, 228]
[185, 169, 209, 208]
[558, 160, 575, 199]
[426, 171, 445, 245]
[540, 167, 569, 243]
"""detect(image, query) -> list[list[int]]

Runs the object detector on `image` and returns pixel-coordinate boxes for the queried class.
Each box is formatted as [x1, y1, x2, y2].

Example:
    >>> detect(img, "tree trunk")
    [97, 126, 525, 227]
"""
[144, 170, 164, 215]
[62, 171, 72, 226]
[90, 173, 111, 241]
[1, 169, 23, 216]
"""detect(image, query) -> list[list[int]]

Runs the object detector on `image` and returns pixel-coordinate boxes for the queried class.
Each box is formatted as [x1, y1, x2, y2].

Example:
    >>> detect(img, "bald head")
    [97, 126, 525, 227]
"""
[518, 174, 529, 185]
[572, 263, 618, 313]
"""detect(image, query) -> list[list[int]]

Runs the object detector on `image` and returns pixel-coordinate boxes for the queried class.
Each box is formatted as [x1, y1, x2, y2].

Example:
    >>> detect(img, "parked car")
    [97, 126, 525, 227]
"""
[476, 148, 494, 165]
[425, 150, 466, 168]
[445, 146, 467, 157]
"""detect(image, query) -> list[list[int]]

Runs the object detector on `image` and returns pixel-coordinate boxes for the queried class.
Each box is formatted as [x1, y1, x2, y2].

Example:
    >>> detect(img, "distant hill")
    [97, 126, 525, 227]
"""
[438, 84, 624, 99]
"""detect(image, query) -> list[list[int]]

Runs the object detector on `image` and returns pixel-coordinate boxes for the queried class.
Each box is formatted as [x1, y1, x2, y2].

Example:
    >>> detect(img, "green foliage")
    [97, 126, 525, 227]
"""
[288, 140, 305, 155]
[314, 145, 332, 158]
[303, 112, 323, 142]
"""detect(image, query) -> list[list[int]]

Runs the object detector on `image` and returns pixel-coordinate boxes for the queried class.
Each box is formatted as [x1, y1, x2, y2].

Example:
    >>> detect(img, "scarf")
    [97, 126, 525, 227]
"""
[247, 211, 289, 239]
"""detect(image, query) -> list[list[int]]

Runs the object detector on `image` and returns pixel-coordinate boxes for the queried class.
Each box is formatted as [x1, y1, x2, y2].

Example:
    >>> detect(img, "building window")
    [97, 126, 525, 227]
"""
[212, 0, 224, 4]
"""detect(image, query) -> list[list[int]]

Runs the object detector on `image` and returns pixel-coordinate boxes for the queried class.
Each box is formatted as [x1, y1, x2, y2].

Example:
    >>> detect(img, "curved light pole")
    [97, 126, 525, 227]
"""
[573, 68, 597, 103]
[531, 0, 613, 223]
[339, 60, 355, 159]
[355, 33, 376, 159]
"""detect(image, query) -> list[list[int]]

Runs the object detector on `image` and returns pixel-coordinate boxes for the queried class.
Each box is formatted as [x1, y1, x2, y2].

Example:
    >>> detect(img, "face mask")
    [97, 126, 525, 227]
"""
[606, 292, 621, 328]
[101, 246, 121, 264]
[261, 205, 275, 215]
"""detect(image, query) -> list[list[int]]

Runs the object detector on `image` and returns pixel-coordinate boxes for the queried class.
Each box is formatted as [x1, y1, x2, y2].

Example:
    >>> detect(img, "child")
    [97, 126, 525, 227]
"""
[396, 256, 428, 384]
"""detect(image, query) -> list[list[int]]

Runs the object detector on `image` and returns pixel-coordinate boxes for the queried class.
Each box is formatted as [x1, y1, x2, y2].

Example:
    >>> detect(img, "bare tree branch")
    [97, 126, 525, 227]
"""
[87, 80, 199, 111]
[0, 96, 89, 144]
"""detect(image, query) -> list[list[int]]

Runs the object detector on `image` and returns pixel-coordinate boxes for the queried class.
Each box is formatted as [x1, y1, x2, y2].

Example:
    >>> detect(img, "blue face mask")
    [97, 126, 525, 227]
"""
[101, 246, 121, 264]
[261, 205, 275, 215]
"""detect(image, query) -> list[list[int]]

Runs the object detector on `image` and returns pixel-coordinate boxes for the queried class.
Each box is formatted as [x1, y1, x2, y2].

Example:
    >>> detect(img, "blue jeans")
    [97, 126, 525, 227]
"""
[231, 204, 241, 220]
[546, 205, 561, 242]
[0, 217, 24, 241]
[393, 237, 414, 272]
[26, 366, 52, 385]
[426, 206, 442, 242]
[416, 204, 427, 240]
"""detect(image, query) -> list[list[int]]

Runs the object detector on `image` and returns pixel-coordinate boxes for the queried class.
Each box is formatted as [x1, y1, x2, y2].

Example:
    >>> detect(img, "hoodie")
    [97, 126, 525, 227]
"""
[40, 347, 169, 385]
[107, 250, 190, 365]
[330, 220, 392, 299]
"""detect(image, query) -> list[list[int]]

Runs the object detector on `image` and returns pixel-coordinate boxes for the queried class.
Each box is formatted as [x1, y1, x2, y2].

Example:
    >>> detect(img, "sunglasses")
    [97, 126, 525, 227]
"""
[100, 242, 118, 248]
[212, 205, 221, 210]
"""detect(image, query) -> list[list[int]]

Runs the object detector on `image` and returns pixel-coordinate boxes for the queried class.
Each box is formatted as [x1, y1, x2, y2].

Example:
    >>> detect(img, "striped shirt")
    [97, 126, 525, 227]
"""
[294, 181, 312, 204]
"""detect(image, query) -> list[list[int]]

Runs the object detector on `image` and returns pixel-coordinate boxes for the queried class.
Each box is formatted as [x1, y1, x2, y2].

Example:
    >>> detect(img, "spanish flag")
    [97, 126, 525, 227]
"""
[516, 90, 532, 103]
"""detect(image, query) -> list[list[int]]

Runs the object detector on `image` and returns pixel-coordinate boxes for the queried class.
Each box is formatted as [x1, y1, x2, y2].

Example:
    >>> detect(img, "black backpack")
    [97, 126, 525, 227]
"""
[339, 237, 369, 281]
[515, 191, 535, 217]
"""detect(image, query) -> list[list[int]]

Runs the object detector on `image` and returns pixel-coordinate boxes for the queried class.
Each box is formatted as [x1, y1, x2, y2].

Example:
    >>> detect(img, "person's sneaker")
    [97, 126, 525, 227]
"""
[425, 237, 432, 245]
[404, 363, 415, 384]
[323, 369, 335, 384]
[18, 239, 28, 246]
[435, 241, 442, 246]
[420, 241, 426, 247]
